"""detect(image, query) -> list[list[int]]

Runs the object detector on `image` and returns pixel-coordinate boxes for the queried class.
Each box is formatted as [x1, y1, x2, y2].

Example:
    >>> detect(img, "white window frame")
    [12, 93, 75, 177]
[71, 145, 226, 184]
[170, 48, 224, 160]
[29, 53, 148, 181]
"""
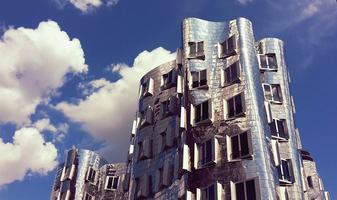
[221, 61, 240, 87]
[262, 83, 282, 103]
[258, 53, 277, 71]
[226, 131, 252, 161]
[86, 167, 97, 185]
[192, 100, 213, 126]
[224, 93, 245, 120]
[270, 118, 288, 141]
[278, 159, 294, 185]
[195, 137, 219, 168]
[105, 176, 120, 190]
[140, 78, 154, 98]
[230, 178, 259, 200]
[196, 182, 223, 200]
[191, 69, 208, 89]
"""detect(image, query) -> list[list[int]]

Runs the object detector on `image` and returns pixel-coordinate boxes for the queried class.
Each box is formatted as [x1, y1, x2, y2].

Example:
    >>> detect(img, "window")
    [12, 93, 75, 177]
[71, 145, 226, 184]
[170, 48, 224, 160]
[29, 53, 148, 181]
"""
[228, 132, 252, 160]
[226, 93, 245, 119]
[189, 41, 204, 58]
[192, 69, 207, 89]
[84, 193, 93, 200]
[259, 54, 277, 70]
[160, 96, 179, 119]
[140, 78, 154, 97]
[222, 61, 240, 86]
[105, 176, 119, 190]
[200, 139, 213, 166]
[270, 119, 288, 140]
[263, 84, 282, 103]
[137, 139, 151, 160]
[307, 176, 313, 188]
[140, 106, 153, 128]
[161, 70, 177, 90]
[194, 100, 212, 124]
[202, 184, 216, 200]
[219, 35, 236, 58]
[278, 159, 294, 184]
[232, 179, 257, 200]
[195, 138, 219, 168]
[86, 167, 96, 184]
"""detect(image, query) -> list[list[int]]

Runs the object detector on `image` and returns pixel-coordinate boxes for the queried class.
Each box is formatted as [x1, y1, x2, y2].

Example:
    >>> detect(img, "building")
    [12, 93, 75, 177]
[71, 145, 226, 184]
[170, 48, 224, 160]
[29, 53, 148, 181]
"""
[125, 17, 330, 200]
[50, 149, 127, 200]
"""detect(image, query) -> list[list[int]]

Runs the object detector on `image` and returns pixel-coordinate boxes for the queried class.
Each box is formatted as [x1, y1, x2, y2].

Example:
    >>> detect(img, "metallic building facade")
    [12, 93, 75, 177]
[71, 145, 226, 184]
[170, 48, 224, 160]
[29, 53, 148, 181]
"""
[126, 17, 329, 200]
[50, 149, 127, 200]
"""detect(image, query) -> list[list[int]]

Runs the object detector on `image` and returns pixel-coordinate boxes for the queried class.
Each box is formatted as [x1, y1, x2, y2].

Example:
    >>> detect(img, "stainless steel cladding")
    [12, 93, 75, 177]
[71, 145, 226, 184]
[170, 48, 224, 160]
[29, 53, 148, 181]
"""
[126, 17, 328, 200]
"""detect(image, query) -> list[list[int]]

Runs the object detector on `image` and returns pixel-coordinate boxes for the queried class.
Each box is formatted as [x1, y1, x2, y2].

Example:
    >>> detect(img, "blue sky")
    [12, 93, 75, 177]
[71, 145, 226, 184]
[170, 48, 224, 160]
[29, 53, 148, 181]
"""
[0, 0, 336, 199]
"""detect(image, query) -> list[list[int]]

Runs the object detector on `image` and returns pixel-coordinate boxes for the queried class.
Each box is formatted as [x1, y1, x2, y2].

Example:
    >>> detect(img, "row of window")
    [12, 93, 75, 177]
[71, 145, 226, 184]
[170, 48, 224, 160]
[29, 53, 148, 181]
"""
[85, 167, 120, 190]
[188, 35, 237, 60]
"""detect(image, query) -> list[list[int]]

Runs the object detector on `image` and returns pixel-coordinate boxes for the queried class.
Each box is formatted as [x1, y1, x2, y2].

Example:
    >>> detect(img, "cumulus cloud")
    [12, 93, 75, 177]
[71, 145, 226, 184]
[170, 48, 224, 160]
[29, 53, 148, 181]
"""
[33, 118, 57, 133]
[0, 20, 87, 125]
[55, 0, 119, 12]
[56, 47, 176, 161]
[0, 127, 58, 187]
[32, 118, 69, 142]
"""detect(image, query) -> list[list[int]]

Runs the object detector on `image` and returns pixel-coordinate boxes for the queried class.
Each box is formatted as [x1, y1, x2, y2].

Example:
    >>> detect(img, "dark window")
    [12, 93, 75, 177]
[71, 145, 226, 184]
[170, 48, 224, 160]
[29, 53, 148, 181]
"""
[307, 176, 313, 188]
[162, 70, 176, 89]
[140, 106, 153, 127]
[224, 61, 240, 85]
[189, 41, 204, 58]
[202, 184, 216, 200]
[86, 167, 96, 183]
[201, 139, 213, 165]
[84, 193, 92, 200]
[138, 142, 143, 160]
[106, 176, 119, 190]
[270, 119, 288, 140]
[235, 179, 257, 200]
[192, 70, 207, 88]
[231, 132, 251, 160]
[278, 159, 294, 184]
[263, 84, 282, 102]
[220, 35, 237, 58]
[259, 54, 277, 70]
[227, 93, 245, 118]
[160, 100, 170, 119]
[195, 100, 210, 124]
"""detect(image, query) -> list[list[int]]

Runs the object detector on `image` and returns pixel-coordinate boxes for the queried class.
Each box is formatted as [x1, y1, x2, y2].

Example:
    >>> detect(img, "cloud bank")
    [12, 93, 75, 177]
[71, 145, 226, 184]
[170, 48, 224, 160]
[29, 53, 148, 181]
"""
[0, 20, 87, 125]
[0, 127, 58, 187]
[56, 47, 176, 161]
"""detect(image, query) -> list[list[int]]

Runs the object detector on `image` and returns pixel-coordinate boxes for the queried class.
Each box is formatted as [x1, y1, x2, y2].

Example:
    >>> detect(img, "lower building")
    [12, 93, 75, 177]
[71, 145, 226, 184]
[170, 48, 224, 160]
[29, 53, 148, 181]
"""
[50, 149, 127, 200]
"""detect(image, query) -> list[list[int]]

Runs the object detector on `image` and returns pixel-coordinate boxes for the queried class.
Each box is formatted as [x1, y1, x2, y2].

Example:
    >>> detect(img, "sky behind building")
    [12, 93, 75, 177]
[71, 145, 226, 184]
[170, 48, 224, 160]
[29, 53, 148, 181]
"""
[0, 0, 336, 199]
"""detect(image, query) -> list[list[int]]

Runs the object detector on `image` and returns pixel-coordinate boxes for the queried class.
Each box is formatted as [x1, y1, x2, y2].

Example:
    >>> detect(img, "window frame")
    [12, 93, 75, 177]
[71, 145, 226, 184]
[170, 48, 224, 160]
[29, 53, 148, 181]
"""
[231, 178, 259, 200]
[262, 83, 283, 103]
[105, 176, 120, 191]
[191, 69, 208, 89]
[278, 159, 294, 185]
[258, 53, 278, 71]
[270, 118, 289, 141]
[222, 61, 240, 87]
[140, 78, 154, 98]
[193, 100, 212, 125]
[161, 69, 177, 90]
[227, 131, 253, 161]
[86, 167, 97, 185]
[219, 35, 237, 58]
[188, 41, 205, 59]
[225, 93, 245, 120]
[84, 192, 93, 200]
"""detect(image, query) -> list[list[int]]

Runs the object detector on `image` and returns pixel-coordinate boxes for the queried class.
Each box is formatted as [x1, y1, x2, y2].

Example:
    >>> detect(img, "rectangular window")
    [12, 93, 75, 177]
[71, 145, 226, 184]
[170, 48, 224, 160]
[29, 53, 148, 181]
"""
[195, 100, 211, 124]
[227, 93, 245, 119]
[201, 139, 213, 165]
[270, 119, 288, 140]
[230, 132, 251, 160]
[223, 61, 240, 86]
[263, 84, 282, 103]
[160, 96, 179, 119]
[105, 176, 119, 190]
[220, 35, 237, 58]
[202, 184, 216, 200]
[278, 159, 294, 184]
[86, 167, 96, 184]
[259, 54, 277, 70]
[161, 70, 176, 89]
[233, 179, 257, 200]
[141, 78, 154, 97]
[140, 106, 153, 128]
[192, 69, 207, 89]
[307, 176, 313, 188]
[189, 41, 204, 58]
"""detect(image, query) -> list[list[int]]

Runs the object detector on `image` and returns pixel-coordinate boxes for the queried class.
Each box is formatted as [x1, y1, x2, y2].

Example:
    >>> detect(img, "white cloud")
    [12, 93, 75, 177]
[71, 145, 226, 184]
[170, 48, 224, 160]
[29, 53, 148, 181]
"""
[237, 0, 253, 5]
[61, 0, 120, 12]
[0, 20, 87, 125]
[0, 127, 58, 187]
[33, 118, 57, 133]
[56, 47, 176, 161]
